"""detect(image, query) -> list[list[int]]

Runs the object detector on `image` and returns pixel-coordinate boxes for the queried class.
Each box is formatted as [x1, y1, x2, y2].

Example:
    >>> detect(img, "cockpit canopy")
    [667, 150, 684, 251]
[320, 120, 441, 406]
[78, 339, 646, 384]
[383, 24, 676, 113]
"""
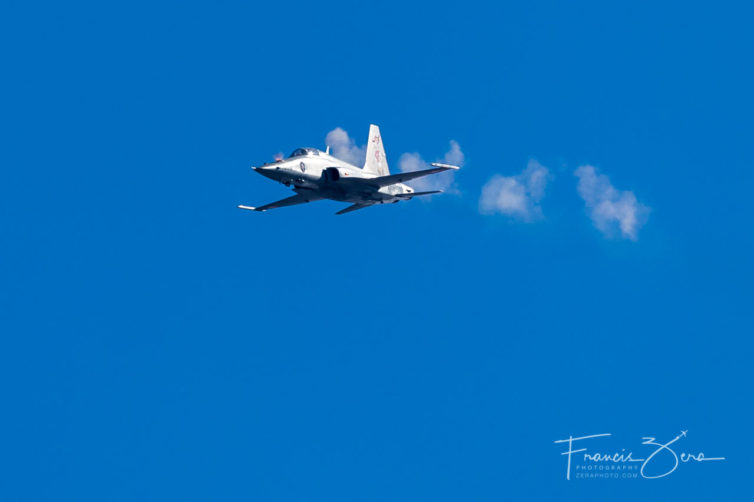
[288, 147, 320, 158]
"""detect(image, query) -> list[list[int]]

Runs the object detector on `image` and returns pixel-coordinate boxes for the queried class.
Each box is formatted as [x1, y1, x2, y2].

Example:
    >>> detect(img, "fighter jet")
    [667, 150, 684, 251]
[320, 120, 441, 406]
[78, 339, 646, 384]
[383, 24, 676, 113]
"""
[238, 124, 459, 215]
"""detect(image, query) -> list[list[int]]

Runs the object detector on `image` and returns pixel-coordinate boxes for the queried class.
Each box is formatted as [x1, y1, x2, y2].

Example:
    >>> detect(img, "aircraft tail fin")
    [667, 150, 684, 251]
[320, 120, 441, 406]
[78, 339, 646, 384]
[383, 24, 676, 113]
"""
[363, 124, 390, 176]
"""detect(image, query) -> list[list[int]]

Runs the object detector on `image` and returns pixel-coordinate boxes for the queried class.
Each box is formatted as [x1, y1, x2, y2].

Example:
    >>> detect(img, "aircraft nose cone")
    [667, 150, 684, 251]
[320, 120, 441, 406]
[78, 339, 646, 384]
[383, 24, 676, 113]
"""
[254, 166, 277, 180]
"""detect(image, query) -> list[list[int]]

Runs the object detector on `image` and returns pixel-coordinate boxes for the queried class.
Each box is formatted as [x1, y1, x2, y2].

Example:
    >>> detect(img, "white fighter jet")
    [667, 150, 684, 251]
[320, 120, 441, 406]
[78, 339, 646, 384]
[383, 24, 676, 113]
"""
[238, 124, 459, 215]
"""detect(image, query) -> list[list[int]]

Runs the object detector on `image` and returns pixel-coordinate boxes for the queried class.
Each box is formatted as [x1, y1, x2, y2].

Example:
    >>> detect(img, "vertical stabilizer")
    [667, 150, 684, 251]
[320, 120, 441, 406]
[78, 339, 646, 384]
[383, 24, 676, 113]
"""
[363, 124, 390, 176]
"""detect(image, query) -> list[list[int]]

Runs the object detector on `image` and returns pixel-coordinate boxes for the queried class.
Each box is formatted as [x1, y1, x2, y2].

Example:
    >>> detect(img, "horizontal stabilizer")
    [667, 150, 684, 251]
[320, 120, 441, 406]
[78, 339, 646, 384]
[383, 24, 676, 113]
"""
[394, 190, 442, 198]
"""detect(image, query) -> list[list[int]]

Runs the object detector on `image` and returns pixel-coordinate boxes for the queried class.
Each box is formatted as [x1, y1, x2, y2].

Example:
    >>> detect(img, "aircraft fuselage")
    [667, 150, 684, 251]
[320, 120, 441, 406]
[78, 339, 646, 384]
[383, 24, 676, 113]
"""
[254, 151, 413, 205]
[239, 124, 458, 214]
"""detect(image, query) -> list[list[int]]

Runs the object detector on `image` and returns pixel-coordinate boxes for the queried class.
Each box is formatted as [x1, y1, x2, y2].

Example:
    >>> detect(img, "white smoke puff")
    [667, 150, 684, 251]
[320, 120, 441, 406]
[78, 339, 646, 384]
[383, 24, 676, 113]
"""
[574, 165, 650, 240]
[325, 127, 366, 166]
[479, 160, 551, 220]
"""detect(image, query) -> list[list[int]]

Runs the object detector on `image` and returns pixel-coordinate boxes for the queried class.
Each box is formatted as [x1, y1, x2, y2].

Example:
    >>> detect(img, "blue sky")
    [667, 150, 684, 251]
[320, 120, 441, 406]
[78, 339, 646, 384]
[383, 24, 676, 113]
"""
[2, 1, 753, 500]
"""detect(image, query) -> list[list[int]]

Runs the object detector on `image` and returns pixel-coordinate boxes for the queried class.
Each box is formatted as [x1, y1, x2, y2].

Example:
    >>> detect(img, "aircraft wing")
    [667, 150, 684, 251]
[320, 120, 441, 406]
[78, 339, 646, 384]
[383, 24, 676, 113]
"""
[335, 203, 372, 215]
[367, 163, 459, 187]
[238, 192, 322, 212]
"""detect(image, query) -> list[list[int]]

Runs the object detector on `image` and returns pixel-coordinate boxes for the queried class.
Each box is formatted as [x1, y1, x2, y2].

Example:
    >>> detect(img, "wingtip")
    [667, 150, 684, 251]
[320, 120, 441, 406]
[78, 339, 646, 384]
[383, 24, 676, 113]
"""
[238, 204, 258, 211]
[431, 162, 460, 170]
